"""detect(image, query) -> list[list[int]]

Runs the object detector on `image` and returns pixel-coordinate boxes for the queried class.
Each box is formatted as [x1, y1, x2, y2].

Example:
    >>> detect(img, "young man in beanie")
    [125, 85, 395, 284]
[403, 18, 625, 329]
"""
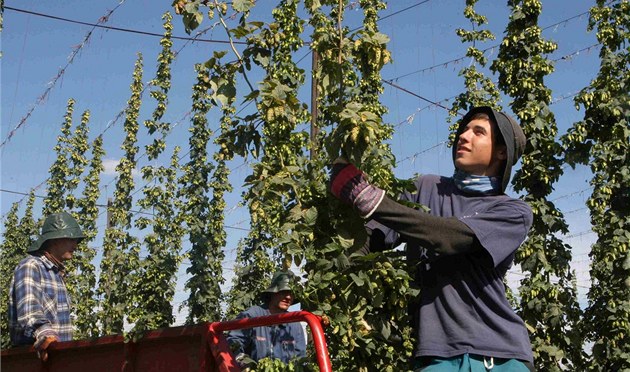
[330, 107, 534, 371]
[226, 270, 306, 366]
[8, 211, 86, 361]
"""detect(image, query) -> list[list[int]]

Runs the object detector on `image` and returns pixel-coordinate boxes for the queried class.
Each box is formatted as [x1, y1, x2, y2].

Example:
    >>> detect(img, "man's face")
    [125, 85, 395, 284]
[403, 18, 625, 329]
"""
[454, 118, 506, 176]
[268, 290, 294, 314]
[46, 238, 79, 262]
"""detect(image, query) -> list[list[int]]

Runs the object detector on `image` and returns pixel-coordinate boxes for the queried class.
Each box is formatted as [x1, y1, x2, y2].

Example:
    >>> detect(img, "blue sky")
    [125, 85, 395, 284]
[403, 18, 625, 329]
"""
[1, 0, 600, 322]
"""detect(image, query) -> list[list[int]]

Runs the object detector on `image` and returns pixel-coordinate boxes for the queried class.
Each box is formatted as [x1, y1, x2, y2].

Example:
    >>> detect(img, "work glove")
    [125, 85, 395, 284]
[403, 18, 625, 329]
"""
[329, 158, 385, 218]
[34, 332, 58, 362]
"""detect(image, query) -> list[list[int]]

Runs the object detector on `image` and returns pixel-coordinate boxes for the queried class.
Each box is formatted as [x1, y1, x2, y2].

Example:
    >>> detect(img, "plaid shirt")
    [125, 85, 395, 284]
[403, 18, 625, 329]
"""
[9, 254, 73, 346]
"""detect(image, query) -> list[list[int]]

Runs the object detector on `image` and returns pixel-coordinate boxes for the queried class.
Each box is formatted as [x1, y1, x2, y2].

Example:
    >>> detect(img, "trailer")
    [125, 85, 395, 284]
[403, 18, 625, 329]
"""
[0, 310, 331, 372]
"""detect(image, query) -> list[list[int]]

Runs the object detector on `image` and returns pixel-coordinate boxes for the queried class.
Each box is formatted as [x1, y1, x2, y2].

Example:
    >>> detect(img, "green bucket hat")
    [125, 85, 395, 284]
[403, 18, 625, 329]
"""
[261, 270, 299, 304]
[28, 211, 86, 253]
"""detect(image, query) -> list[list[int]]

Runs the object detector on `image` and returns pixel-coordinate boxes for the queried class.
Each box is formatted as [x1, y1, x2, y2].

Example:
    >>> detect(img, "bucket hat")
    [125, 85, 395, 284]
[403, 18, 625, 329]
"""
[28, 211, 86, 252]
[261, 270, 299, 304]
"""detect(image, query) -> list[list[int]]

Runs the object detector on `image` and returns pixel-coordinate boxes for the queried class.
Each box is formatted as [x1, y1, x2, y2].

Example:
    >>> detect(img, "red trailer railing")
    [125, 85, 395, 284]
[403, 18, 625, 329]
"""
[0, 310, 331, 372]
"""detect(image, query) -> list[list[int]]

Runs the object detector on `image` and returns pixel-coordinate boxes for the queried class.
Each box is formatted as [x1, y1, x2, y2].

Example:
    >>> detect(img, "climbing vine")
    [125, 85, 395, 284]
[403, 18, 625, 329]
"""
[173, 1, 416, 370]
[0, 203, 20, 349]
[301, 2, 417, 370]
[562, 0, 630, 369]
[0, 194, 36, 349]
[224, 0, 306, 317]
[129, 12, 185, 336]
[72, 135, 104, 339]
[42, 98, 75, 216]
[179, 59, 221, 324]
[448, 0, 501, 140]
[65, 110, 98, 339]
[1, 0, 4, 50]
[131, 147, 185, 335]
[97, 55, 143, 335]
[200, 57, 241, 319]
[65, 110, 90, 210]
[233, 0, 311, 306]
[144, 12, 175, 161]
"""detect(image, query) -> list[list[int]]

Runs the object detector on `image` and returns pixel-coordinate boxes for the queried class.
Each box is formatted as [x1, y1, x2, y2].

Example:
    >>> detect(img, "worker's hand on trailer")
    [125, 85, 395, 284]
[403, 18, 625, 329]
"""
[34, 333, 59, 362]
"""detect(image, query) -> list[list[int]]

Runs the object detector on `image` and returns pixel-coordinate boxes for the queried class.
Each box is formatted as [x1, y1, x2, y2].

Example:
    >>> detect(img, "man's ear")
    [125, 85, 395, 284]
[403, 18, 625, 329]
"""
[496, 145, 507, 161]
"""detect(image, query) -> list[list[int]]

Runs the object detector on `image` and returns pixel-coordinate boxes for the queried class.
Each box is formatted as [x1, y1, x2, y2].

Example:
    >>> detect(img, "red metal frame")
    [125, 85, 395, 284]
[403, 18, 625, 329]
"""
[207, 310, 332, 372]
[0, 311, 331, 372]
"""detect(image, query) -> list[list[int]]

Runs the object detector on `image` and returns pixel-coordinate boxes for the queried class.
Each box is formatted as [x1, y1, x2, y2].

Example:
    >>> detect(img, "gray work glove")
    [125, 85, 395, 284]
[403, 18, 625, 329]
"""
[329, 158, 385, 218]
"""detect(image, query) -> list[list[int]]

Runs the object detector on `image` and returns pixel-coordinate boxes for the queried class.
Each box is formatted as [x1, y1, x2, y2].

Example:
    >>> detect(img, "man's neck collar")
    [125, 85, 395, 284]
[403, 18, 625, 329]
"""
[453, 169, 502, 195]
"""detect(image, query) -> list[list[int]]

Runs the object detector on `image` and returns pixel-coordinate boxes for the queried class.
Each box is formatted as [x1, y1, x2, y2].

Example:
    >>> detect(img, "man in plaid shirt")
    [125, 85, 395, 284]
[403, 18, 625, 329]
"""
[9, 211, 86, 361]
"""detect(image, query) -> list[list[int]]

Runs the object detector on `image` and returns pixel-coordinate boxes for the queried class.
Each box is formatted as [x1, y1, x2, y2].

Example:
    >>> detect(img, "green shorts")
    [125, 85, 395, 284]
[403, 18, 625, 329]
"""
[414, 354, 532, 372]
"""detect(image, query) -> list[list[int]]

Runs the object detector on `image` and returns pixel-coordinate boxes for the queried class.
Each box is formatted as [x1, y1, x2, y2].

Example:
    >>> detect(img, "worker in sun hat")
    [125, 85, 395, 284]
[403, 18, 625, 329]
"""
[8, 211, 86, 362]
[330, 106, 535, 371]
[226, 270, 306, 367]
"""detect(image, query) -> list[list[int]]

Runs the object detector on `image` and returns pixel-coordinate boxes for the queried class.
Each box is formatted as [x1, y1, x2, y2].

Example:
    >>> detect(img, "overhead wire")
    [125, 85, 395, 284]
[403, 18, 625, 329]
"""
[308, 5, 597, 114]
[564, 230, 596, 240]
[551, 187, 593, 202]
[1, 1, 127, 149]
[395, 140, 449, 166]
[383, 80, 455, 113]
[387, 40, 604, 123]
[1, 12, 229, 217]
[374, 1, 432, 23]
[386, 9, 594, 83]
[3, 6, 247, 46]
[1, 5, 236, 152]
[553, 43, 600, 62]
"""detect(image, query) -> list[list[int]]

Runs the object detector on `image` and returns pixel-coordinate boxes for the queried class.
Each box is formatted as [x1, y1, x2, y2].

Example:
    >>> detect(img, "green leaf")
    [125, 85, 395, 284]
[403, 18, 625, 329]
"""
[349, 273, 364, 286]
[303, 207, 318, 225]
[380, 321, 391, 340]
[338, 235, 354, 249]
[232, 0, 254, 12]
